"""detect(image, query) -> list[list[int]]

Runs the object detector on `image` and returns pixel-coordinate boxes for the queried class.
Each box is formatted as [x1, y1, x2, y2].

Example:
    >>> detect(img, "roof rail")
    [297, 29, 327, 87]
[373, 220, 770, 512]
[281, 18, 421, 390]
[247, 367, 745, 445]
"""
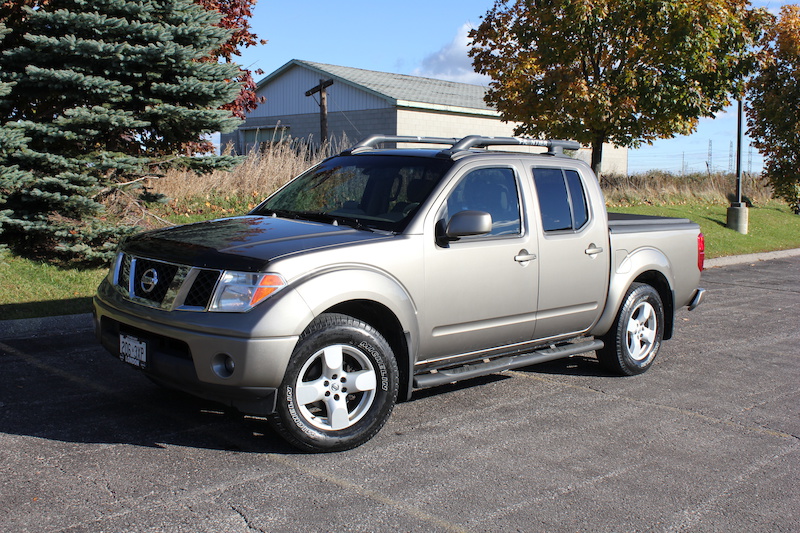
[446, 135, 581, 155]
[342, 134, 581, 157]
[342, 135, 460, 155]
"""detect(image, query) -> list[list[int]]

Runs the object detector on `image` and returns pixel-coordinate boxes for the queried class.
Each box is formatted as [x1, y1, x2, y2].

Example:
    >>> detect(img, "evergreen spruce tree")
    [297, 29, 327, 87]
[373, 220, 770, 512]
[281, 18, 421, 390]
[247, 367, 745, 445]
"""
[0, 0, 243, 264]
[0, 22, 32, 246]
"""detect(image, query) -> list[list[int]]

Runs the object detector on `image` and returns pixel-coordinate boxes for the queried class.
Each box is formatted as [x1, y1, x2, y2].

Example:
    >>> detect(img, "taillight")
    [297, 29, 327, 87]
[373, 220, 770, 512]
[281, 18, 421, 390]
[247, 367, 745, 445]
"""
[697, 233, 705, 271]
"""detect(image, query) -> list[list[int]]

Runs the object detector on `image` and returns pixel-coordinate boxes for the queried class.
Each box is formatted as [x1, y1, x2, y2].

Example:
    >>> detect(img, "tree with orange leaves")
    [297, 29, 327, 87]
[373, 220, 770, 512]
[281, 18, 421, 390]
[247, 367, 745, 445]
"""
[470, 0, 768, 174]
[746, 5, 800, 213]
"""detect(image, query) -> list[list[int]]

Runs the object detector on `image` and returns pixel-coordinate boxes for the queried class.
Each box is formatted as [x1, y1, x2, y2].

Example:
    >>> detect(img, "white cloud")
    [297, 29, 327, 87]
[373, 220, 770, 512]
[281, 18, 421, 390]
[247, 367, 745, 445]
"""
[413, 23, 490, 86]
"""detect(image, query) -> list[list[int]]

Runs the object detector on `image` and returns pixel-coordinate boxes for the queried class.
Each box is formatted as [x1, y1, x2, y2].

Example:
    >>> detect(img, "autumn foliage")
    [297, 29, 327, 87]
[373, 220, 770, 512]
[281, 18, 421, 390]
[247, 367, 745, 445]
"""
[470, 0, 767, 174]
[196, 0, 266, 119]
[746, 5, 800, 213]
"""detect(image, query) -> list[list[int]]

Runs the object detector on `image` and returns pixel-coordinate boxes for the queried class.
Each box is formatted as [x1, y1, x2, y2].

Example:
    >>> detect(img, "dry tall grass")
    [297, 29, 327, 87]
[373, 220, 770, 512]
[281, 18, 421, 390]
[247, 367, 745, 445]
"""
[601, 170, 773, 206]
[150, 139, 774, 207]
[152, 136, 350, 200]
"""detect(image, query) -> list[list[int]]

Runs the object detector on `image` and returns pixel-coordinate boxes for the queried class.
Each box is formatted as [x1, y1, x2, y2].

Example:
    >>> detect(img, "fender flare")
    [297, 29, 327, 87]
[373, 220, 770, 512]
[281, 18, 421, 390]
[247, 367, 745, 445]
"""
[590, 247, 676, 339]
[289, 265, 420, 398]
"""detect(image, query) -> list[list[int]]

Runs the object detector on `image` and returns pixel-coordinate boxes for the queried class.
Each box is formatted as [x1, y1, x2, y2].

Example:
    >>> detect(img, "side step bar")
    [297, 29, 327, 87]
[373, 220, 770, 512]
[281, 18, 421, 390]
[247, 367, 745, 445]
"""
[413, 339, 604, 389]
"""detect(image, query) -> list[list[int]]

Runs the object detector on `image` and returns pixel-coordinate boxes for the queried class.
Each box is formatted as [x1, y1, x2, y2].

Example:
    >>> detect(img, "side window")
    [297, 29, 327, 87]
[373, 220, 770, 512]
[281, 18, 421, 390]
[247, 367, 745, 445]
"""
[565, 170, 589, 228]
[532, 168, 590, 232]
[446, 167, 521, 236]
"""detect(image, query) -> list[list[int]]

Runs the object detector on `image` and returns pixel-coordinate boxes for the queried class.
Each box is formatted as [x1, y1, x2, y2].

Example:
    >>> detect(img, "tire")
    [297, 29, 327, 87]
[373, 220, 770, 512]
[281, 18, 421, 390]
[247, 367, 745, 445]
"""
[269, 313, 399, 452]
[597, 282, 664, 376]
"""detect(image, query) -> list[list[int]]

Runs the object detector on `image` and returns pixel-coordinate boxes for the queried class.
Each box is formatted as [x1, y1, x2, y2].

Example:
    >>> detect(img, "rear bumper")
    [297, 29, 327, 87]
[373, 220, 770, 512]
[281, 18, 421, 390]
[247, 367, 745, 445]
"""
[688, 288, 706, 311]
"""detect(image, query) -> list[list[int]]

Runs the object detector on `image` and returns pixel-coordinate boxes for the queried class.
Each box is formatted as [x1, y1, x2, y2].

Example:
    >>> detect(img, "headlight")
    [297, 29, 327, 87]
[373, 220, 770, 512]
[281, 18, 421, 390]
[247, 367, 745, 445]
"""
[209, 271, 286, 312]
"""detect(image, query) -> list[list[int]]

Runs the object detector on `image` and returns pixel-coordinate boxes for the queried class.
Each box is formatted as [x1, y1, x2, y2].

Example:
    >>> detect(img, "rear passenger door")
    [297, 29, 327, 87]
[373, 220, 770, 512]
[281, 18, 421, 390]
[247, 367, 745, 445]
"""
[530, 166, 609, 340]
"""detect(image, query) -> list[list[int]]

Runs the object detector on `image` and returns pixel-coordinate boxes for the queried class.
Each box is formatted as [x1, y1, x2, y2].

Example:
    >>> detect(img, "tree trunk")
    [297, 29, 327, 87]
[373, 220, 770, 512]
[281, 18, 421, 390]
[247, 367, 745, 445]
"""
[591, 135, 604, 176]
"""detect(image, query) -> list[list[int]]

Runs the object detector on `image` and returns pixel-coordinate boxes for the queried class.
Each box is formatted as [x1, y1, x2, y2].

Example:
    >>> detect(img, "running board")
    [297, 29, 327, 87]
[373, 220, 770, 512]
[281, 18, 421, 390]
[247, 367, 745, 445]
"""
[413, 339, 604, 389]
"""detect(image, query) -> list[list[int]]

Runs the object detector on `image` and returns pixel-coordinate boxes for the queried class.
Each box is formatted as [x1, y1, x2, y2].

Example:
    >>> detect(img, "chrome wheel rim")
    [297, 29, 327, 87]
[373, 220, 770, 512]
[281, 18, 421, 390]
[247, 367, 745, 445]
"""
[625, 301, 658, 361]
[294, 344, 377, 431]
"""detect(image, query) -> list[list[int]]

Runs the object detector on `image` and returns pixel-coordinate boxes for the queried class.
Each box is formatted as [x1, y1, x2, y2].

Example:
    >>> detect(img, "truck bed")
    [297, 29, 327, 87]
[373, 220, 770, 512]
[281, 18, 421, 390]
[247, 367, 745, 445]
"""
[607, 212, 696, 234]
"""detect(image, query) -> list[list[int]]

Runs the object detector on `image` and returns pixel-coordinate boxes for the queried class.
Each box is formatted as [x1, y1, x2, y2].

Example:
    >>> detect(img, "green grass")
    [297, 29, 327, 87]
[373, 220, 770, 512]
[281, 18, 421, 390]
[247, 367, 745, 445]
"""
[2, 200, 799, 321]
[609, 202, 800, 259]
[0, 252, 107, 320]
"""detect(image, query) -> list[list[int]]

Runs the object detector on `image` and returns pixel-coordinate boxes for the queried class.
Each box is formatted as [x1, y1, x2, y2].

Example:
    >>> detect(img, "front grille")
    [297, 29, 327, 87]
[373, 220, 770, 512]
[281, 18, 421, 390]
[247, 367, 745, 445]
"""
[113, 253, 221, 311]
[132, 258, 179, 305]
[119, 253, 132, 290]
[184, 269, 220, 308]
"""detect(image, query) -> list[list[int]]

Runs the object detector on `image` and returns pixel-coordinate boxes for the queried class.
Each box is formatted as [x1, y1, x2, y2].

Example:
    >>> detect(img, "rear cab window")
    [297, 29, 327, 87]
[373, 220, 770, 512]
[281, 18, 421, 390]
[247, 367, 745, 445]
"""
[532, 167, 590, 232]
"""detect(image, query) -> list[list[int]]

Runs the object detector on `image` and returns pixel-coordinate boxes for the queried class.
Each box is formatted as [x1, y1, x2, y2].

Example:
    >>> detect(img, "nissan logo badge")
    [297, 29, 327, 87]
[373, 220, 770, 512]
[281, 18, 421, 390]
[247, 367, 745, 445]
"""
[140, 268, 159, 294]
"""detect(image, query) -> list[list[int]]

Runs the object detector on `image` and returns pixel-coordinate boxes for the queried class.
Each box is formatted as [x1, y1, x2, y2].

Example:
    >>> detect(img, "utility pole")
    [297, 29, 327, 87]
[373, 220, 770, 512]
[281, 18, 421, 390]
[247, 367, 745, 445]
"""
[305, 78, 334, 145]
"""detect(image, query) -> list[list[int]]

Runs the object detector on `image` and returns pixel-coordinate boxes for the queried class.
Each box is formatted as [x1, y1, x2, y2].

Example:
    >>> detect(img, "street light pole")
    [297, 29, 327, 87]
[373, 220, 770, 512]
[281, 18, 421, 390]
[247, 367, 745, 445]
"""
[727, 99, 749, 234]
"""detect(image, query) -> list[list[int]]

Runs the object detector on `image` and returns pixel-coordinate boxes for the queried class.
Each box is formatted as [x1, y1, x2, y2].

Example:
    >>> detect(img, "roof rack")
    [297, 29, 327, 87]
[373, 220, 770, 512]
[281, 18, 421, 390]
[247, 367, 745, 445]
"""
[341, 134, 581, 158]
[342, 135, 460, 155]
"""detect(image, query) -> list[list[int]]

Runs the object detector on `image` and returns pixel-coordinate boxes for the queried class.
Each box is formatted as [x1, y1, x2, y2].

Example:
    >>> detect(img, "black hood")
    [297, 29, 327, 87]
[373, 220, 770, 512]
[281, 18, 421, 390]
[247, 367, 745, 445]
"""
[123, 216, 389, 271]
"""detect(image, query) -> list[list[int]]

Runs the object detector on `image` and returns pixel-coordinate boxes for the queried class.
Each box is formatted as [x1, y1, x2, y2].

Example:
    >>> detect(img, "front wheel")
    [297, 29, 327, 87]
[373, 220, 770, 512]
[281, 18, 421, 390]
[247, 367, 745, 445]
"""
[597, 282, 665, 376]
[269, 313, 398, 452]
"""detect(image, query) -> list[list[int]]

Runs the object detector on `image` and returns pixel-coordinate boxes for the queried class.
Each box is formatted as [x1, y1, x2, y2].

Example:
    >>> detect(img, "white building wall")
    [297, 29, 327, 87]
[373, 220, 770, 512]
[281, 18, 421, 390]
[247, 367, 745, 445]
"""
[230, 65, 629, 173]
[249, 65, 391, 118]
[396, 107, 514, 139]
[396, 108, 627, 175]
[220, 109, 398, 153]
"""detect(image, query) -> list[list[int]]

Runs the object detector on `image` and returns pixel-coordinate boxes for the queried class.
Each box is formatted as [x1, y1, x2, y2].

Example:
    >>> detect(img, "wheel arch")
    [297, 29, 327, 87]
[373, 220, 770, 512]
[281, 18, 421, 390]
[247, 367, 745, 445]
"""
[590, 247, 676, 340]
[291, 268, 418, 402]
[632, 270, 674, 340]
[324, 300, 413, 402]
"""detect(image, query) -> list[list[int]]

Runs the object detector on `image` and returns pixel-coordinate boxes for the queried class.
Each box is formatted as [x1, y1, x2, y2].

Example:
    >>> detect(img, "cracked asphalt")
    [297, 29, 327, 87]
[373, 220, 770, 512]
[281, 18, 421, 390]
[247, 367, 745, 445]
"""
[1, 255, 798, 532]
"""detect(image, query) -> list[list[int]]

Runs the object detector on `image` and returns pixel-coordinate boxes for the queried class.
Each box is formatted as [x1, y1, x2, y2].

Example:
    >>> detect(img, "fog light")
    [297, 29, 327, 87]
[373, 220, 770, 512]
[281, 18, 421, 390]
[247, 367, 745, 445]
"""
[212, 353, 235, 378]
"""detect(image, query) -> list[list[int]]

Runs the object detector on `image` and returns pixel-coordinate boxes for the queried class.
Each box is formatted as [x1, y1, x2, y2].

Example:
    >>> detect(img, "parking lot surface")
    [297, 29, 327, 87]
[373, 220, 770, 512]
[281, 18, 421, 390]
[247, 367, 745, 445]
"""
[1, 256, 798, 532]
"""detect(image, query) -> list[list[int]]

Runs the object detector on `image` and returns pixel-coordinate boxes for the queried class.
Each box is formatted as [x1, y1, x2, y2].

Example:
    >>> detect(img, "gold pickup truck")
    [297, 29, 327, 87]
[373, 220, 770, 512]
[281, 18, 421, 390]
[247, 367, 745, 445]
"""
[95, 135, 705, 451]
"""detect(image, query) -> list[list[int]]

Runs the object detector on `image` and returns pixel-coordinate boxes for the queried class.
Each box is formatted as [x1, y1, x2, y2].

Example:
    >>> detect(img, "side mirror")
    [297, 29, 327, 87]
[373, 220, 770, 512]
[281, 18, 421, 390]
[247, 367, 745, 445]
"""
[445, 210, 492, 239]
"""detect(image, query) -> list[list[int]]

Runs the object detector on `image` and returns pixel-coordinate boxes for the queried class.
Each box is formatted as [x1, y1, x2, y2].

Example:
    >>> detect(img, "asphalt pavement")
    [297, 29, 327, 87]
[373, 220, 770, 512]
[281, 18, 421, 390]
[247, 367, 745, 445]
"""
[1, 251, 798, 532]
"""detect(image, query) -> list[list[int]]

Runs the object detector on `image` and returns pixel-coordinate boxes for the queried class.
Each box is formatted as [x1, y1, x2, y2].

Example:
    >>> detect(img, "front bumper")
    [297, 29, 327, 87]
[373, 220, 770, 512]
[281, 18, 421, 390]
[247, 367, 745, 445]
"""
[93, 294, 299, 416]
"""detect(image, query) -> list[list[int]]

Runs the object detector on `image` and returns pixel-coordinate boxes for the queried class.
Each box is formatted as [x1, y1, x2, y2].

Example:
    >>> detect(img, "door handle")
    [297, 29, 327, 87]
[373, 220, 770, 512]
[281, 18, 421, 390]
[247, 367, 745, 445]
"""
[585, 244, 604, 256]
[515, 250, 537, 262]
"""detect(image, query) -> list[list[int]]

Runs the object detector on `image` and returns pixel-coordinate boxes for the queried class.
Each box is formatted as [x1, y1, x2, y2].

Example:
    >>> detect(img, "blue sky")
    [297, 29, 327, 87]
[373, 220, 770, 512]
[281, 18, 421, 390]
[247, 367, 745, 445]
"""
[235, 0, 791, 175]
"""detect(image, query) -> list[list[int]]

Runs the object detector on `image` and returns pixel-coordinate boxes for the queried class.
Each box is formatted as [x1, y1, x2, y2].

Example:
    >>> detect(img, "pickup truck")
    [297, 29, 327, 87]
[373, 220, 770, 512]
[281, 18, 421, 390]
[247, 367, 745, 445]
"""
[94, 135, 706, 452]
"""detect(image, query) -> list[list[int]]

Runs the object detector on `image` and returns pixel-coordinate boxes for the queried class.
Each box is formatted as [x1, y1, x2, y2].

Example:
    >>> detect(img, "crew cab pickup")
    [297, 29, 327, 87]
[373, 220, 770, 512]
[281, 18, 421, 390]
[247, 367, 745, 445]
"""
[94, 135, 706, 451]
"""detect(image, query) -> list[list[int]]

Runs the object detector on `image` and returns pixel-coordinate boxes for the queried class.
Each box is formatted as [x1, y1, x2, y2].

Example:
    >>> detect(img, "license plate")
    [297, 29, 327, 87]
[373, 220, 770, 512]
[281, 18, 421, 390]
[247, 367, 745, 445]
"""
[120, 333, 147, 368]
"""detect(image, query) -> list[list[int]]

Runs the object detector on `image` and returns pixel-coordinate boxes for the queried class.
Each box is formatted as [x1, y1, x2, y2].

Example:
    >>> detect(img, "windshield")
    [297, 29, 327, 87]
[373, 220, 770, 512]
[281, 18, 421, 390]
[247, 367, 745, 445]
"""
[252, 155, 453, 232]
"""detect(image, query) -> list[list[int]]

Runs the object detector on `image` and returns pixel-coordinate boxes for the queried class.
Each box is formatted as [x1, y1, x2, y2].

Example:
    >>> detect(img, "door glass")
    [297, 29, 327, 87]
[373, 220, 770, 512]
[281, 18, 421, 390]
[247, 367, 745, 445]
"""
[533, 168, 590, 232]
[532, 168, 572, 231]
[446, 168, 521, 236]
[565, 170, 589, 229]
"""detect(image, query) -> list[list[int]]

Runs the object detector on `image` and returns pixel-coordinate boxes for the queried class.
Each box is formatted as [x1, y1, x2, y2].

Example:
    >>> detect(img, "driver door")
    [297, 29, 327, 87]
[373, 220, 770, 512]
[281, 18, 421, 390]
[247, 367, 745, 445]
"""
[418, 163, 539, 362]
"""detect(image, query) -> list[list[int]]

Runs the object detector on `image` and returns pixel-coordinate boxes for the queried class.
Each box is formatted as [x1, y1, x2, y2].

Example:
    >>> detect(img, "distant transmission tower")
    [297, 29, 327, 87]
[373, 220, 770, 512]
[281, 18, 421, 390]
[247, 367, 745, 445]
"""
[729, 141, 734, 172]
[707, 140, 713, 173]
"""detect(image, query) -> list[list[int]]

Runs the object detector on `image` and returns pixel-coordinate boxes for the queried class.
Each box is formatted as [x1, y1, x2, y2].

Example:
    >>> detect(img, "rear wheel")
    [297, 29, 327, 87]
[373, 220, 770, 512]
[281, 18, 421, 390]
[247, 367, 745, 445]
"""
[269, 313, 398, 452]
[597, 282, 664, 375]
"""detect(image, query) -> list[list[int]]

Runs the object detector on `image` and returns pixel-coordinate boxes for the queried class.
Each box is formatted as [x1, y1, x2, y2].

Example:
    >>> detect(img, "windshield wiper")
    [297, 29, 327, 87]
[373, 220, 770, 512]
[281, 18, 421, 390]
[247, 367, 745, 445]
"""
[333, 216, 378, 233]
[258, 208, 382, 233]
[298, 212, 378, 233]
[256, 207, 301, 219]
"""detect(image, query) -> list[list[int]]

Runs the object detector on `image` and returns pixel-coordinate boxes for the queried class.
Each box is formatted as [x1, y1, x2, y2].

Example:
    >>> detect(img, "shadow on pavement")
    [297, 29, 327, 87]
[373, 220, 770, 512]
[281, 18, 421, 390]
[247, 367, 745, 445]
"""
[0, 332, 300, 454]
